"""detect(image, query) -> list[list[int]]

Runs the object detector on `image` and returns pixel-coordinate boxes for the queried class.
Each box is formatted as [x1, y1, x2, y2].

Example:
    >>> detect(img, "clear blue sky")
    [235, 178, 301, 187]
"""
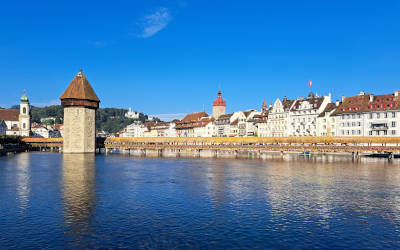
[1, 0, 399, 119]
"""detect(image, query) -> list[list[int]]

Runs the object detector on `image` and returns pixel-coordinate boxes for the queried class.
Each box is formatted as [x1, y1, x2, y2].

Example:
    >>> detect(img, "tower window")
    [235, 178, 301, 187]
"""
[23, 123, 26, 129]
[23, 107, 26, 114]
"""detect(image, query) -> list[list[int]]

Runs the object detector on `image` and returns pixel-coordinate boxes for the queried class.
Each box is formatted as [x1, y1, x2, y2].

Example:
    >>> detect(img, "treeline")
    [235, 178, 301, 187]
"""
[10, 105, 158, 133]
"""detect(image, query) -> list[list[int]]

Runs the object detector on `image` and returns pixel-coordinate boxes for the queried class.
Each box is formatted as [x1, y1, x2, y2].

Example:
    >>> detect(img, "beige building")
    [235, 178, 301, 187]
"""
[266, 97, 295, 137]
[60, 70, 100, 153]
[317, 102, 339, 136]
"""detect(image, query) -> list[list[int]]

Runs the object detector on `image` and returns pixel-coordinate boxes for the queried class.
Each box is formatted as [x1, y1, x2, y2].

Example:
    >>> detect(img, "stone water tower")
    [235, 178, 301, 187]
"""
[60, 70, 100, 153]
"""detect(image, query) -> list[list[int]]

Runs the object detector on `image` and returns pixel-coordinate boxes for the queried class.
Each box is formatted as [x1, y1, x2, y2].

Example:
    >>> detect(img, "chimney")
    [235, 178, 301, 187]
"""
[335, 100, 340, 106]
[395, 90, 399, 97]
[341, 95, 346, 102]
[369, 94, 374, 102]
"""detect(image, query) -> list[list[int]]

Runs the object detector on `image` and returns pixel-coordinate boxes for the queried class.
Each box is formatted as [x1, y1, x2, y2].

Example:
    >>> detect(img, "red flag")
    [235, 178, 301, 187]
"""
[308, 80, 312, 87]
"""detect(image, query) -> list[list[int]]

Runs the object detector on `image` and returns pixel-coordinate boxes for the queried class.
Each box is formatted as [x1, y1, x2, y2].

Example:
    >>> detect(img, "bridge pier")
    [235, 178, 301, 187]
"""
[352, 151, 360, 161]
[388, 152, 393, 161]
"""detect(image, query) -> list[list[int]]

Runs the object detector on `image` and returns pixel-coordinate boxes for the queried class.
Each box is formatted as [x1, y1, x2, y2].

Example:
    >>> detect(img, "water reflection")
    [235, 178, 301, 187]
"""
[15, 153, 31, 210]
[62, 154, 96, 247]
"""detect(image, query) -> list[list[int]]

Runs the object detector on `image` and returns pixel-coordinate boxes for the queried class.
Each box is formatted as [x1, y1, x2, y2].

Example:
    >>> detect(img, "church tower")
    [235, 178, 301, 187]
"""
[212, 91, 226, 119]
[60, 70, 100, 153]
[19, 91, 30, 136]
[261, 99, 268, 115]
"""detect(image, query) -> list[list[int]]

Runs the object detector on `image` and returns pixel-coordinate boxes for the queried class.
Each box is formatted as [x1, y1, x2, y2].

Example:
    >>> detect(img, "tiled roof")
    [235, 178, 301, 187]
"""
[318, 103, 337, 117]
[55, 124, 64, 130]
[332, 92, 400, 115]
[0, 109, 19, 122]
[282, 100, 295, 110]
[60, 70, 100, 102]
[230, 119, 239, 125]
[182, 112, 208, 122]
[291, 97, 324, 111]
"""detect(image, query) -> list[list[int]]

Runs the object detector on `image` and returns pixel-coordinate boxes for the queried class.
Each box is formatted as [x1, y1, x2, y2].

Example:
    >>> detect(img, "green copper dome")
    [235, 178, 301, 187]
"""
[20, 91, 29, 103]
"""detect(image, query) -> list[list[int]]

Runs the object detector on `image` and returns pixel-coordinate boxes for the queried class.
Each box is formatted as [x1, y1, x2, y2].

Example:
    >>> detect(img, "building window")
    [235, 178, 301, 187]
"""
[384, 113, 388, 118]
[369, 113, 373, 119]
[369, 131, 373, 136]
[393, 112, 396, 118]
[358, 130, 361, 135]
[377, 113, 380, 119]
[392, 121, 396, 127]
[383, 130, 387, 136]
[23, 107, 26, 114]
[23, 123, 25, 129]
[352, 114, 355, 119]
[392, 130, 396, 135]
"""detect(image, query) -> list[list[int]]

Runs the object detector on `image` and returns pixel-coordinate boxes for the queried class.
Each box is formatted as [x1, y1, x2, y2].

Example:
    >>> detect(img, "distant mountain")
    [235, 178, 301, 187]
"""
[10, 105, 157, 133]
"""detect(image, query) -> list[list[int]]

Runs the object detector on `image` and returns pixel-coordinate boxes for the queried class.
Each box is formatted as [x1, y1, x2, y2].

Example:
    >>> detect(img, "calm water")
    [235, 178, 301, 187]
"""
[1, 153, 400, 249]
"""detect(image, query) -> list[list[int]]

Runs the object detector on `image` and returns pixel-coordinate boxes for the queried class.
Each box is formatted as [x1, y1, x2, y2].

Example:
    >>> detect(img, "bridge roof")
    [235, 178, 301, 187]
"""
[60, 70, 100, 102]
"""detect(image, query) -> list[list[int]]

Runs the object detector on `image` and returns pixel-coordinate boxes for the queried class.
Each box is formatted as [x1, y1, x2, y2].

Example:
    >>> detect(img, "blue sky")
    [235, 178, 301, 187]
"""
[1, 0, 399, 119]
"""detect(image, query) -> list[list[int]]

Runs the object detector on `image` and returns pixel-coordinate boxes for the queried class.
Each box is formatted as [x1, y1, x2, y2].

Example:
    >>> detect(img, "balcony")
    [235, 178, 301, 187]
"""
[371, 123, 388, 130]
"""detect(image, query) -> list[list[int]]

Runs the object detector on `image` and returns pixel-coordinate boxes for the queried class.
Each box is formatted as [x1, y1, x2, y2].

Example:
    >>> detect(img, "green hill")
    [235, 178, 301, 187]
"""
[11, 105, 158, 133]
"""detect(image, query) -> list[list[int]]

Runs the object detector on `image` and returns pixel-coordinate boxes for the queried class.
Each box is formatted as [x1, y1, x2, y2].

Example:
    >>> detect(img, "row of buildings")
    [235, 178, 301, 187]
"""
[119, 89, 400, 138]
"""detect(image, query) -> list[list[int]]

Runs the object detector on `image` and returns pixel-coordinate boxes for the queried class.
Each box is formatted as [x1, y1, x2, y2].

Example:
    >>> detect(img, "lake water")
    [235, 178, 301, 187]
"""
[0, 152, 400, 249]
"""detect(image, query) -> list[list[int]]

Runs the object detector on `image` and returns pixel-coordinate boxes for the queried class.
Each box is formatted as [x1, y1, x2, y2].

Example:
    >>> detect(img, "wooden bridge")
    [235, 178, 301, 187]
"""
[21, 137, 105, 152]
[21, 136, 400, 159]
[104, 137, 400, 160]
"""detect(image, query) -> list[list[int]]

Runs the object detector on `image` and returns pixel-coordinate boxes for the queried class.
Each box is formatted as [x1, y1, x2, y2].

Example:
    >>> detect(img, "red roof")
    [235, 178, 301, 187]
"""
[0, 109, 19, 122]
[55, 124, 64, 130]
[332, 92, 400, 115]
[213, 91, 226, 107]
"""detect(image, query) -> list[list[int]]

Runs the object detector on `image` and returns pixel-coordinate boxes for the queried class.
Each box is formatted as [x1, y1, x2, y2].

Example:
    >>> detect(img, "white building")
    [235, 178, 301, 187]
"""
[194, 117, 214, 137]
[229, 111, 246, 137]
[0, 92, 31, 136]
[31, 124, 50, 138]
[288, 92, 332, 136]
[125, 107, 140, 119]
[120, 122, 145, 137]
[333, 91, 400, 137]
[214, 114, 233, 137]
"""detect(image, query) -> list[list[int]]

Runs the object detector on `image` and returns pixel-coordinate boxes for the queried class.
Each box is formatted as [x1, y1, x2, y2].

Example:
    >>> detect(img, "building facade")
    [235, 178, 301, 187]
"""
[334, 91, 400, 137]
[288, 93, 331, 136]
[0, 92, 31, 136]
[265, 97, 295, 137]
[317, 102, 339, 136]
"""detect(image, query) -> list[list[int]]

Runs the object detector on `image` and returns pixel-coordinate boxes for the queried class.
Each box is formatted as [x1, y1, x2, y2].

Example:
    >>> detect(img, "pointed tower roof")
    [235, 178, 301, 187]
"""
[213, 91, 226, 106]
[60, 70, 100, 102]
[262, 99, 267, 108]
[60, 70, 100, 109]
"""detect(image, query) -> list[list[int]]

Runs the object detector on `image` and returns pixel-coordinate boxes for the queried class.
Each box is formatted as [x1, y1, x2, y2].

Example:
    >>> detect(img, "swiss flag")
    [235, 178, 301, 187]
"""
[308, 80, 312, 87]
